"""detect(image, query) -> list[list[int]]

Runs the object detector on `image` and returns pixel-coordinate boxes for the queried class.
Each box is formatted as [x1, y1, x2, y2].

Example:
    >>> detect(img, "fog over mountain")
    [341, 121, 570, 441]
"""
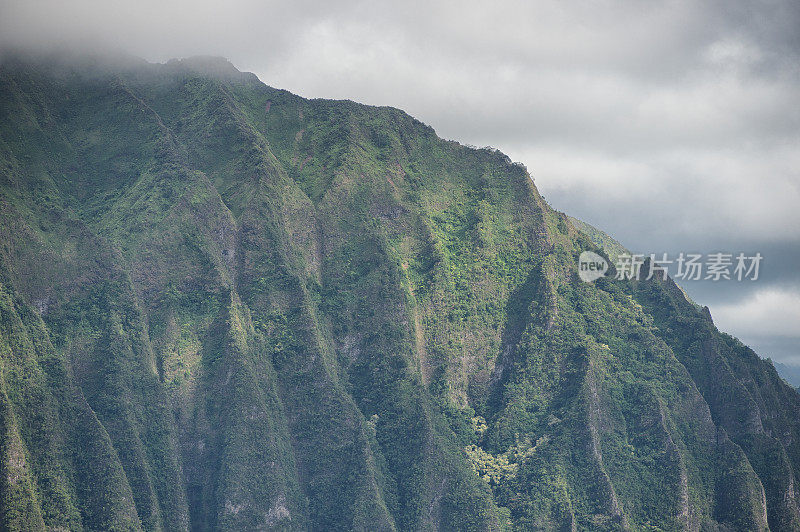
[2, 0, 798, 363]
[3, 50, 800, 531]
[3, 2, 800, 529]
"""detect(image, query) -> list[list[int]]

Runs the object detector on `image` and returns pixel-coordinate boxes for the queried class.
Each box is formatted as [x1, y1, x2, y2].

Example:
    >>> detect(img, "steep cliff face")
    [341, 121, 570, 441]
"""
[0, 53, 798, 531]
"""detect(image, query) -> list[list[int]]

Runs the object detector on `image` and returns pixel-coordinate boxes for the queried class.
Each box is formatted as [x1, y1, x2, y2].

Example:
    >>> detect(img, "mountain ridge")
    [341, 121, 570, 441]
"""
[1, 52, 799, 531]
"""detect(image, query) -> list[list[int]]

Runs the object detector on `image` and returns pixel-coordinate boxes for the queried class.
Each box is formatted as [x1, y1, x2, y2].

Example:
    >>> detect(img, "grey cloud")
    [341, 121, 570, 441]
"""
[1, 0, 798, 362]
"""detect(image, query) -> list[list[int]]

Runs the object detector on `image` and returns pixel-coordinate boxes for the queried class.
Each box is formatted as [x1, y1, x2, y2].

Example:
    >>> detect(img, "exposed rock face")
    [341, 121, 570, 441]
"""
[1, 52, 799, 531]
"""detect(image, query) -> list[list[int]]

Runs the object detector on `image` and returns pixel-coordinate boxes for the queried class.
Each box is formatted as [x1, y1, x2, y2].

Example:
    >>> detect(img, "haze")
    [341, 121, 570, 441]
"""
[1, 0, 798, 364]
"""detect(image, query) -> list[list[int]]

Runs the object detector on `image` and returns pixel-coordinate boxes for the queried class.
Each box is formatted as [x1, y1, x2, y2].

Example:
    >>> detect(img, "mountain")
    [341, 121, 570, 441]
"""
[567, 216, 629, 263]
[773, 361, 800, 389]
[1, 52, 799, 531]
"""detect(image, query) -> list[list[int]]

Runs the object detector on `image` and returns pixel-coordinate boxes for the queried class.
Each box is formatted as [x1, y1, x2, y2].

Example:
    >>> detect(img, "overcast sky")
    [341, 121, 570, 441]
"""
[2, 0, 798, 363]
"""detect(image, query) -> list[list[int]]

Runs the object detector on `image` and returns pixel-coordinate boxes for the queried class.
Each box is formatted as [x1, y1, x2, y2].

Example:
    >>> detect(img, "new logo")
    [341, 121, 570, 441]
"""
[578, 251, 609, 282]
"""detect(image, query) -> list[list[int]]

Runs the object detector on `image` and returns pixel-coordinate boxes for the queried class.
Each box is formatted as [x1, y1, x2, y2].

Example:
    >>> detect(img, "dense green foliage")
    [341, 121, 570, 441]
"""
[567, 216, 629, 263]
[0, 52, 798, 530]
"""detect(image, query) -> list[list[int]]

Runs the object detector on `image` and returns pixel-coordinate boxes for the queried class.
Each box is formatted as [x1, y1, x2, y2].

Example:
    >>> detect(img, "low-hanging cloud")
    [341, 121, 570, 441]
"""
[1, 0, 798, 362]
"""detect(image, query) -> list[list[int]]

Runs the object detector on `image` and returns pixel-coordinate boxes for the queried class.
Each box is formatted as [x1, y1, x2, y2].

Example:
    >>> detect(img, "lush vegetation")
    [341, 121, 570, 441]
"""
[0, 52, 798, 530]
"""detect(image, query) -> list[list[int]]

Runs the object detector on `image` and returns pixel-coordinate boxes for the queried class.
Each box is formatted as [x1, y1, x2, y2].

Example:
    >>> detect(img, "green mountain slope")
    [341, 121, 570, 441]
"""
[0, 52, 798, 531]
[773, 361, 800, 389]
[567, 216, 629, 263]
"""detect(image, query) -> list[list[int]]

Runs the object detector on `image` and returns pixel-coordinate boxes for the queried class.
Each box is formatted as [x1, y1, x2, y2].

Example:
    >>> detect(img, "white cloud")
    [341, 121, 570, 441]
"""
[711, 287, 800, 338]
[1, 0, 798, 354]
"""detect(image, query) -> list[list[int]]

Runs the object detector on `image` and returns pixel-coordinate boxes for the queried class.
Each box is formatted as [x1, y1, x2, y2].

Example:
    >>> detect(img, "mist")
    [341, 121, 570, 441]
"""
[2, 0, 798, 364]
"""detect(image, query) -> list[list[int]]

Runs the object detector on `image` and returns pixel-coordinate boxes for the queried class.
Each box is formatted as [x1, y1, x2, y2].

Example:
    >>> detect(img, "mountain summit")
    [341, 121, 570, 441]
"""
[1, 53, 798, 531]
